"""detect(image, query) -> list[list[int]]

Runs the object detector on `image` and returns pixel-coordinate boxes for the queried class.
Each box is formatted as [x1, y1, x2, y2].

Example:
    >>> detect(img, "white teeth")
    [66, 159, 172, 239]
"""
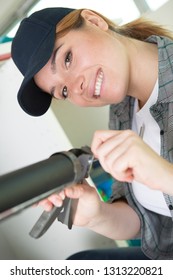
[94, 70, 103, 97]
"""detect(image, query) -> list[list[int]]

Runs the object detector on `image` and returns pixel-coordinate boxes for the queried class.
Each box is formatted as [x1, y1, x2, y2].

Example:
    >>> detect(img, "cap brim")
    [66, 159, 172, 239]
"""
[18, 78, 52, 117]
[17, 27, 55, 117]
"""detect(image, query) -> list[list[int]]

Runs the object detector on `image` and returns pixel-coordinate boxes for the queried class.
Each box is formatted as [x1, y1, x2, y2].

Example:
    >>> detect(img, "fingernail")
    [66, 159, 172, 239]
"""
[54, 200, 63, 207]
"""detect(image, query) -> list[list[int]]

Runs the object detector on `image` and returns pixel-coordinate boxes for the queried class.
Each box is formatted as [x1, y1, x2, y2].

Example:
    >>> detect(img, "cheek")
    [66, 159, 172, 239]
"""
[69, 97, 88, 107]
[107, 54, 129, 95]
[75, 38, 106, 67]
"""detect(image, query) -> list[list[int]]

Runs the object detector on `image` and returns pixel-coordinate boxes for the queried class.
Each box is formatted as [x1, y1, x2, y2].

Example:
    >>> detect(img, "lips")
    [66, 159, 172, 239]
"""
[93, 69, 103, 97]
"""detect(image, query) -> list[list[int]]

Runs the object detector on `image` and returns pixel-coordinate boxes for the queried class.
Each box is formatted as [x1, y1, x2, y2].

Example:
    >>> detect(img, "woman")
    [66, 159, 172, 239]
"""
[12, 7, 173, 259]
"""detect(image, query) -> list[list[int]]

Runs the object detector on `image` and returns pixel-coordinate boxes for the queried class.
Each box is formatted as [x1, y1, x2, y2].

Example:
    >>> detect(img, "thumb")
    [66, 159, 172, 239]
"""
[65, 185, 85, 199]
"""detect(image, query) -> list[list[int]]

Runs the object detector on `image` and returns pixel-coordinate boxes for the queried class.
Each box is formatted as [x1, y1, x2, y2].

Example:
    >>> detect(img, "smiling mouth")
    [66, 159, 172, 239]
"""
[94, 69, 103, 97]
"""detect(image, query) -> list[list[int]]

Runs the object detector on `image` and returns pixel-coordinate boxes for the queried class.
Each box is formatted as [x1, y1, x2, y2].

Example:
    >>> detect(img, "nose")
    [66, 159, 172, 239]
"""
[67, 74, 85, 97]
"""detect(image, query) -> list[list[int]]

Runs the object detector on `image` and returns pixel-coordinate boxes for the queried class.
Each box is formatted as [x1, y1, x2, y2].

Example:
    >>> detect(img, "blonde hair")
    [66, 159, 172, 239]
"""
[56, 8, 173, 40]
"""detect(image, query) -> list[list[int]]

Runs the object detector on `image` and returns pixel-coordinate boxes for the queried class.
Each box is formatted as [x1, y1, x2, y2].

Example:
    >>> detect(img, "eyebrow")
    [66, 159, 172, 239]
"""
[50, 44, 63, 74]
[50, 44, 63, 97]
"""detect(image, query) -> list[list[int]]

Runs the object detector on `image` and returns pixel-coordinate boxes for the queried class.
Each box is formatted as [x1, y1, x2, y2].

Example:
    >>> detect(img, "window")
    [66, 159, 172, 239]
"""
[145, 0, 168, 10]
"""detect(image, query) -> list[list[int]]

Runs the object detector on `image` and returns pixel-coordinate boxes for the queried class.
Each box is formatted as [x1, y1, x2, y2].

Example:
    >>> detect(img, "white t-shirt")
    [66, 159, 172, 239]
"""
[132, 80, 171, 217]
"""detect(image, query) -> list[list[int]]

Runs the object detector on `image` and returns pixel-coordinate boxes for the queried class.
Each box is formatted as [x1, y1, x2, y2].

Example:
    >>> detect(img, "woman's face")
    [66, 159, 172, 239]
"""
[34, 10, 130, 107]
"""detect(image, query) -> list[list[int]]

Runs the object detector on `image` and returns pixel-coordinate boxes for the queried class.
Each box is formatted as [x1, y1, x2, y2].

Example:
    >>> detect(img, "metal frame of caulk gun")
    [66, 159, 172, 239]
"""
[0, 147, 93, 222]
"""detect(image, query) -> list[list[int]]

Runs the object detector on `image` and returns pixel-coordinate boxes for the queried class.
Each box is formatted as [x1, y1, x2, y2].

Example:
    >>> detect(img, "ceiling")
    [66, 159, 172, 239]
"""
[0, 0, 169, 37]
[0, 0, 39, 36]
[0, 0, 148, 37]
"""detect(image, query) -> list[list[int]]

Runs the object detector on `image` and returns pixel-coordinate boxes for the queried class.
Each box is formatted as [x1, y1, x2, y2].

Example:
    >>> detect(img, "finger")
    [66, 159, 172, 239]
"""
[47, 193, 65, 207]
[93, 131, 135, 173]
[91, 130, 120, 157]
[48, 191, 65, 202]
[108, 147, 136, 182]
[113, 167, 134, 182]
[65, 185, 84, 199]
[38, 199, 54, 212]
[91, 130, 137, 161]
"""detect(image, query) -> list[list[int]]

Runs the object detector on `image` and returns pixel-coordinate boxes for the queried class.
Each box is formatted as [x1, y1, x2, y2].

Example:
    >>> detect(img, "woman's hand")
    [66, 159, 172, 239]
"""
[34, 156, 141, 239]
[35, 182, 102, 228]
[91, 130, 173, 195]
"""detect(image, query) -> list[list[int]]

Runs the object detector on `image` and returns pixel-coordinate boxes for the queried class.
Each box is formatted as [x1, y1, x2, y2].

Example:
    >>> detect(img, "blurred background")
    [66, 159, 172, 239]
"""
[0, 0, 173, 260]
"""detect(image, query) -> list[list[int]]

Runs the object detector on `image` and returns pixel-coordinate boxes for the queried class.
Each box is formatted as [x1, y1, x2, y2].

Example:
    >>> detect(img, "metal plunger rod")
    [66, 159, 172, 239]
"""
[0, 151, 80, 215]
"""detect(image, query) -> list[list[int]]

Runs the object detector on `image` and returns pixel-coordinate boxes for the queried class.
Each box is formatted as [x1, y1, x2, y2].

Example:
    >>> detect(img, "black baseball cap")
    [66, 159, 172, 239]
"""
[12, 7, 75, 116]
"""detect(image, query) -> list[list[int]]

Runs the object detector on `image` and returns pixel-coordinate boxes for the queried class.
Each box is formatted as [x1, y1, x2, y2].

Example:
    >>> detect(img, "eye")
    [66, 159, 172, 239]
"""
[65, 51, 72, 69]
[61, 51, 72, 99]
[62, 86, 68, 99]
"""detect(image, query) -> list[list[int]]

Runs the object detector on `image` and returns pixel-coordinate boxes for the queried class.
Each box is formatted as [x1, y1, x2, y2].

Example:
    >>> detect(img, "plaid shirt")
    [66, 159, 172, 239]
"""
[109, 35, 173, 259]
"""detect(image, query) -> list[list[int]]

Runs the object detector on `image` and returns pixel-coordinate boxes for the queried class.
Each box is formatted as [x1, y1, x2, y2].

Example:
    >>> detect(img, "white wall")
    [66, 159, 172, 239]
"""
[51, 100, 109, 147]
[145, 0, 173, 30]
